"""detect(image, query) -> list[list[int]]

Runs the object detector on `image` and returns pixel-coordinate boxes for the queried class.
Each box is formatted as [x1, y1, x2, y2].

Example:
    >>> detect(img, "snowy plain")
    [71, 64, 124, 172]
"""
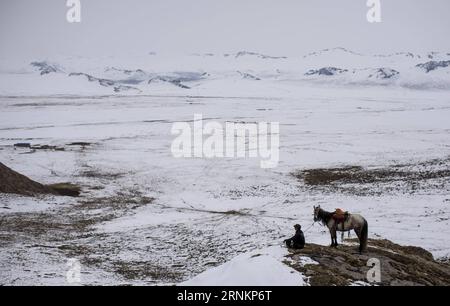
[0, 49, 449, 285]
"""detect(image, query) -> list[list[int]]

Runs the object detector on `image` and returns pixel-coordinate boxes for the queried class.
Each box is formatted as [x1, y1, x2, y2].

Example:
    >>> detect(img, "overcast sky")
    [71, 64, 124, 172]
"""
[1, 0, 449, 59]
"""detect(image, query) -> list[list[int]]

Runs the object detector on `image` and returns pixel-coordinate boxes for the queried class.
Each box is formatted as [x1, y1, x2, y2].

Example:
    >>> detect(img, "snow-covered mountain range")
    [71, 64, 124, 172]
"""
[1, 47, 449, 96]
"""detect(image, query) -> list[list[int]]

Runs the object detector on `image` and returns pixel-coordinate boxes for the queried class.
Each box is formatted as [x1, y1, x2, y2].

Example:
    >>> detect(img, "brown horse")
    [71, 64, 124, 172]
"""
[313, 205, 368, 253]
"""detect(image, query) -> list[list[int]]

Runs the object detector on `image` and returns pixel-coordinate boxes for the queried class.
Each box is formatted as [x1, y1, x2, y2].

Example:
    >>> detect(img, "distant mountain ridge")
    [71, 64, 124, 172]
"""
[4, 47, 449, 95]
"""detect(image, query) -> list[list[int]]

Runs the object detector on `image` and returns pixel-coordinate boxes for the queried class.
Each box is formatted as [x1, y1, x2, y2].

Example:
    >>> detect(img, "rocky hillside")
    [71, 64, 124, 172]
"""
[286, 239, 450, 286]
[0, 162, 80, 197]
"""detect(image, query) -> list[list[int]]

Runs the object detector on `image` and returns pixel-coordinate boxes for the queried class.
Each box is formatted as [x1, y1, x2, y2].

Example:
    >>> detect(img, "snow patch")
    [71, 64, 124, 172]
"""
[180, 246, 308, 286]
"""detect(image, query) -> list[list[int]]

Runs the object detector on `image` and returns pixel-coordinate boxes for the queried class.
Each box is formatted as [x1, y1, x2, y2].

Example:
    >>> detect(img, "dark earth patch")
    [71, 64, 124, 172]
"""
[293, 157, 450, 196]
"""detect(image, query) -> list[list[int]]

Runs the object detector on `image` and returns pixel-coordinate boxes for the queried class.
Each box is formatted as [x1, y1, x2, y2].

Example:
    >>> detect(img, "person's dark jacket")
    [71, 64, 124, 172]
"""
[284, 229, 305, 249]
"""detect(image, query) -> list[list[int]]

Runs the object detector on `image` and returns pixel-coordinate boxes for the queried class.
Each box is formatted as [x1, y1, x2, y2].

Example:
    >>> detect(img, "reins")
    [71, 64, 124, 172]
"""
[302, 221, 317, 233]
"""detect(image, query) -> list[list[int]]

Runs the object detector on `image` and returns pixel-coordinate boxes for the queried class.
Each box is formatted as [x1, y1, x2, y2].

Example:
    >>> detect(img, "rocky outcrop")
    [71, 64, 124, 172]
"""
[416, 60, 450, 73]
[30, 61, 63, 75]
[305, 67, 348, 76]
[286, 239, 450, 286]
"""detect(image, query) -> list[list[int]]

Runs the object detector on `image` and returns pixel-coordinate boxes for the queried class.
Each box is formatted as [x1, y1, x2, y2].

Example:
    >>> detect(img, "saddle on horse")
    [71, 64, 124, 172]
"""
[332, 208, 349, 230]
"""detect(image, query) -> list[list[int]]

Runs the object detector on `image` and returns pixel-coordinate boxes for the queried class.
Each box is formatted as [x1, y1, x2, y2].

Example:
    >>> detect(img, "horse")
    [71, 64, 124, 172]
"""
[313, 205, 368, 253]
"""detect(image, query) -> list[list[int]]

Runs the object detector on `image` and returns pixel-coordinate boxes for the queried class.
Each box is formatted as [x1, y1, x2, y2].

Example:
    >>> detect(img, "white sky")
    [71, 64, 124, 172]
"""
[1, 0, 449, 59]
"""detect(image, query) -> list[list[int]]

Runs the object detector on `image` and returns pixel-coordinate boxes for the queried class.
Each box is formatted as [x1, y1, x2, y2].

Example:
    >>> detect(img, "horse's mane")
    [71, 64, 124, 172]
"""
[317, 208, 333, 225]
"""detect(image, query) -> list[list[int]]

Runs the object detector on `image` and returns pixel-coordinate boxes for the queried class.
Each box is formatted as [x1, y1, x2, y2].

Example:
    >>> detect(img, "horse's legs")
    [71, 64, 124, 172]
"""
[329, 228, 334, 246]
[354, 227, 362, 250]
[330, 227, 338, 247]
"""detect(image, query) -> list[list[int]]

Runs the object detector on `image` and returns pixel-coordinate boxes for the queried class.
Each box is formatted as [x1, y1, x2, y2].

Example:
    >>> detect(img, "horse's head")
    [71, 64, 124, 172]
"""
[313, 205, 321, 222]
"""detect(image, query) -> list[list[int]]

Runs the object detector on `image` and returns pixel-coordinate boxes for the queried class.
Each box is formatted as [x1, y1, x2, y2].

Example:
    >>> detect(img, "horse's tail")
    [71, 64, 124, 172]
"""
[359, 219, 368, 253]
